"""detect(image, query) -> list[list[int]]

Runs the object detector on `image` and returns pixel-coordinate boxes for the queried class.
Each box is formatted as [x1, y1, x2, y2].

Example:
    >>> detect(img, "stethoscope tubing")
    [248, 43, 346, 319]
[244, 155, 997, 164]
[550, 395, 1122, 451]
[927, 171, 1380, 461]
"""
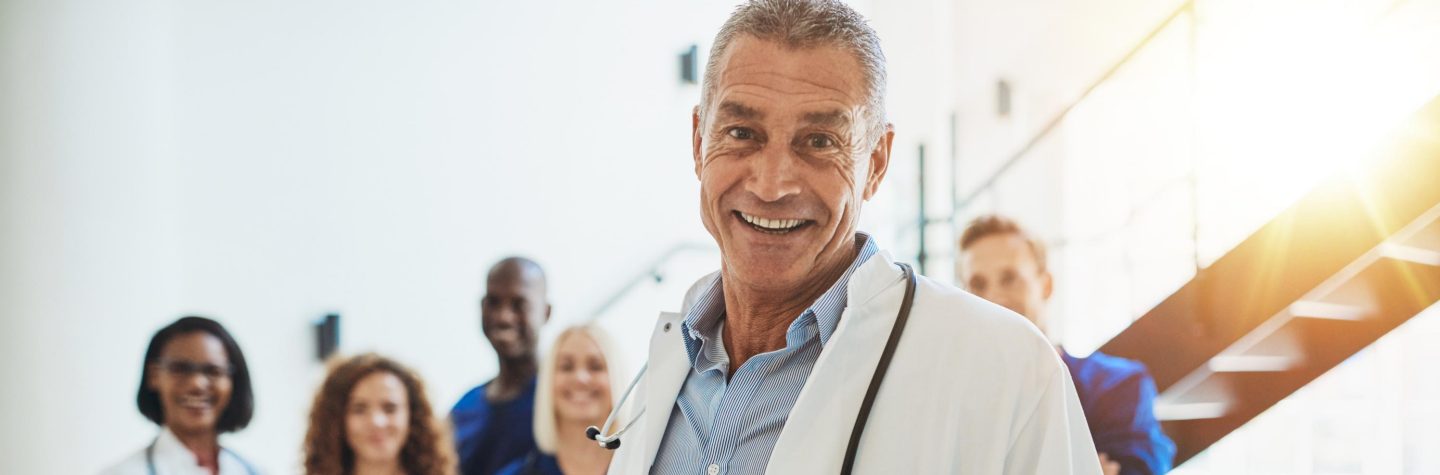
[588, 263, 919, 475]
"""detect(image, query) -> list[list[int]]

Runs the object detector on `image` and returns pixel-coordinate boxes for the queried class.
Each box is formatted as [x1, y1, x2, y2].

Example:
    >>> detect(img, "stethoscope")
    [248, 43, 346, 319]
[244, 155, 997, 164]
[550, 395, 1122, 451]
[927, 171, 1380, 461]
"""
[587, 263, 918, 475]
[145, 436, 258, 475]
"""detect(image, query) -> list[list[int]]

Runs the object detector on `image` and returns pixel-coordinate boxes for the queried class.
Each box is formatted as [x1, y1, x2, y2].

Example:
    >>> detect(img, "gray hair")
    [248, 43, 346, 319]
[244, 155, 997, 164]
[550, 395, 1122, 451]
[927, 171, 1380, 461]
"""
[700, 0, 888, 142]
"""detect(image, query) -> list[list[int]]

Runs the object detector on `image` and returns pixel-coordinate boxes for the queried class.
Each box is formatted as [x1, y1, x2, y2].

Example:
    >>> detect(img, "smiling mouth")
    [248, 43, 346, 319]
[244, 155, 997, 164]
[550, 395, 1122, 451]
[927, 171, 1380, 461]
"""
[734, 211, 812, 235]
[177, 394, 215, 411]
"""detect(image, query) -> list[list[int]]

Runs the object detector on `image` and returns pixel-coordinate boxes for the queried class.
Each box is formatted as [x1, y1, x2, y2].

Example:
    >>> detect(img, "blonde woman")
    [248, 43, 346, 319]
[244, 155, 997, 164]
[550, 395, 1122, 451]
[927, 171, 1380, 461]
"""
[496, 325, 630, 475]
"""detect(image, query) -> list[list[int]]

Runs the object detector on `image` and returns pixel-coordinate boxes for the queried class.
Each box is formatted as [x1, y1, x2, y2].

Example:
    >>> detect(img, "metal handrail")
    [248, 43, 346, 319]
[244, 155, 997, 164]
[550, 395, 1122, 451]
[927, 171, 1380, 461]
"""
[587, 242, 716, 321]
[952, 0, 1196, 214]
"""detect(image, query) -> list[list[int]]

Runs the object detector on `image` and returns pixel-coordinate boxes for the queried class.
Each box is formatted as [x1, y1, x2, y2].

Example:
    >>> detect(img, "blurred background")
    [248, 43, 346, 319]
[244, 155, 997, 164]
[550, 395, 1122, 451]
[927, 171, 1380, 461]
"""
[2, 0, 1438, 473]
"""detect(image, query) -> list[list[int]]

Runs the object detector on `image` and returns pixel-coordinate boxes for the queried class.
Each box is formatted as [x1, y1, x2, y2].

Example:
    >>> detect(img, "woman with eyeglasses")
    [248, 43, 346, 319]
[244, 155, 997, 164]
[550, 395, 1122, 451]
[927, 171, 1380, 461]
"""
[101, 316, 260, 475]
[302, 353, 455, 475]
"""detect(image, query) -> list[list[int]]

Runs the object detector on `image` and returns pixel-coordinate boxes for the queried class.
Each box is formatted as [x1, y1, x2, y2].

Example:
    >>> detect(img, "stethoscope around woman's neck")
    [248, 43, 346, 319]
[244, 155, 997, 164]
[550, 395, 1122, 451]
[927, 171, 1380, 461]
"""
[587, 263, 919, 475]
[145, 434, 258, 475]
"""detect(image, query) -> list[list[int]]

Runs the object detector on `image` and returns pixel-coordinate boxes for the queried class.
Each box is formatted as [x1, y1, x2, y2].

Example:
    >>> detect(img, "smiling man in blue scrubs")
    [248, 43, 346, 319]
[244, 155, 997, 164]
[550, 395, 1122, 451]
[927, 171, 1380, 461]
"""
[452, 257, 552, 475]
[959, 215, 1176, 475]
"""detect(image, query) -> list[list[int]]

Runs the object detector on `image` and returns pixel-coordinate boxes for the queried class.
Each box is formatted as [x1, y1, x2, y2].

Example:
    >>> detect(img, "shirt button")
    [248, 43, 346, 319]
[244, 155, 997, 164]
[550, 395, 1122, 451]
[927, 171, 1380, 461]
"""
[707, 464, 720, 475]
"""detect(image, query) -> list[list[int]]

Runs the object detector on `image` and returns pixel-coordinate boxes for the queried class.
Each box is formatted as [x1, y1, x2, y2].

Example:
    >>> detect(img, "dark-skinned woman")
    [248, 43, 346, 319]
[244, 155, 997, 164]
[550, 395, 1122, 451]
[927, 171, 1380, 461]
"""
[101, 316, 260, 475]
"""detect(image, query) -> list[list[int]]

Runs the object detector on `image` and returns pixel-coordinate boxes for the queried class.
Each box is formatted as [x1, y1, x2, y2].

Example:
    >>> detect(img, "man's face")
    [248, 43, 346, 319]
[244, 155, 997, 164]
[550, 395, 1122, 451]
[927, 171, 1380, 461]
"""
[480, 270, 548, 363]
[693, 36, 893, 292]
[959, 233, 1053, 330]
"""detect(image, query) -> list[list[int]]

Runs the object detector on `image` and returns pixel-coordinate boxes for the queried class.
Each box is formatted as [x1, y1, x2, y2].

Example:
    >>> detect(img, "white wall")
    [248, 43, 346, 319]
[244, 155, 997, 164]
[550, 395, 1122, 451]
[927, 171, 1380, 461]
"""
[1, 0, 185, 471]
[0, 0, 740, 472]
[0, 1, 953, 473]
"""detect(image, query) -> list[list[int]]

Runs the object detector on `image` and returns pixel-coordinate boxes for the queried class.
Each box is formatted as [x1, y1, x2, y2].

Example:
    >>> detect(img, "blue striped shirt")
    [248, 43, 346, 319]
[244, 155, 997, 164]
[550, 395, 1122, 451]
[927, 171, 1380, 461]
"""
[650, 233, 879, 475]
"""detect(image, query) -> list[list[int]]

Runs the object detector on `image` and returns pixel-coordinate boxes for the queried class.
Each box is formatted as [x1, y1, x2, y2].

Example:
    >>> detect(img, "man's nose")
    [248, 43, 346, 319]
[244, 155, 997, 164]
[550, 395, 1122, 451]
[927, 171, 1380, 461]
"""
[746, 145, 803, 202]
[490, 307, 519, 328]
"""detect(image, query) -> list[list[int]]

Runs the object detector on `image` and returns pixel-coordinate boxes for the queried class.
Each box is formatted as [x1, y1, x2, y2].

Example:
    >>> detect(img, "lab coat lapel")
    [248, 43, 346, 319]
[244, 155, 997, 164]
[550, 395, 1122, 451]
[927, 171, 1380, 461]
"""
[766, 251, 907, 473]
[639, 310, 689, 469]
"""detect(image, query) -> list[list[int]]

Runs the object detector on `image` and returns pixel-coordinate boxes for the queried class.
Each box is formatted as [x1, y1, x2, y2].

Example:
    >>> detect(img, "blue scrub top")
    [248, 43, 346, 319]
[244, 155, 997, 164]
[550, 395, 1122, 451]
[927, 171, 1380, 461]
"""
[494, 451, 563, 475]
[452, 377, 539, 475]
[1062, 350, 1177, 475]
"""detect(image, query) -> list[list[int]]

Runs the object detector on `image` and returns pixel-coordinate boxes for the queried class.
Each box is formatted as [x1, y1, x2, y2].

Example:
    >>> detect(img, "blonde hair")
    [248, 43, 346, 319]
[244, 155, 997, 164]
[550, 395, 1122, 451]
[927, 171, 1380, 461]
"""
[532, 324, 633, 454]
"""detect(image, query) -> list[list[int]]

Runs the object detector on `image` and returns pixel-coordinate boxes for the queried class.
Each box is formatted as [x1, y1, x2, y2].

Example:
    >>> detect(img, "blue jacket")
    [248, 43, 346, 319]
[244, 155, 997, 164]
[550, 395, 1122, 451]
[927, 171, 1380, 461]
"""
[1062, 350, 1176, 474]
[494, 451, 563, 475]
[451, 378, 539, 475]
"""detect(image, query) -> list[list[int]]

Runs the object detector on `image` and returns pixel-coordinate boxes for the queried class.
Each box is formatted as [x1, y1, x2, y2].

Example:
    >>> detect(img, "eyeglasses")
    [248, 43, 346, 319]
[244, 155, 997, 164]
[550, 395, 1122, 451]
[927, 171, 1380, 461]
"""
[155, 359, 234, 380]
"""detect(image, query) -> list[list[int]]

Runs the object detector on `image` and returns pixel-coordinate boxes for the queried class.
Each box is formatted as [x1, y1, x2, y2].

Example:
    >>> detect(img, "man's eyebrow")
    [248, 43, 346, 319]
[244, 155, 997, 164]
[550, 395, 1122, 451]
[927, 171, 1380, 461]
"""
[801, 109, 852, 128]
[716, 101, 763, 121]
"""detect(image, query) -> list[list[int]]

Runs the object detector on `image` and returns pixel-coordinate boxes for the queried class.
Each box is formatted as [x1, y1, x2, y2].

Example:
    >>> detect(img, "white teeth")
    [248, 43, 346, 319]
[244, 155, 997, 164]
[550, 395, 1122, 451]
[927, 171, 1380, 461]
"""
[179, 395, 211, 408]
[739, 212, 805, 232]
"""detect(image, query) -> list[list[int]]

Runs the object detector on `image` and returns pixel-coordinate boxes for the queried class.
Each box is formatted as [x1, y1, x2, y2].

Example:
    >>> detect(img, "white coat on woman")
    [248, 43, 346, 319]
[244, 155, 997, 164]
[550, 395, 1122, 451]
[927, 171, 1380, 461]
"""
[99, 427, 258, 475]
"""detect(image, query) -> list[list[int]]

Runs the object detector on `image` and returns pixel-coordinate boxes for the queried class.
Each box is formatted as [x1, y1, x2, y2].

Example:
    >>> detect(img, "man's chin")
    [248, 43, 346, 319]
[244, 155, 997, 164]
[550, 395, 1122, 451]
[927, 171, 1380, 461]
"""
[725, 257, 812, 288]
[498, 352, 534, 364]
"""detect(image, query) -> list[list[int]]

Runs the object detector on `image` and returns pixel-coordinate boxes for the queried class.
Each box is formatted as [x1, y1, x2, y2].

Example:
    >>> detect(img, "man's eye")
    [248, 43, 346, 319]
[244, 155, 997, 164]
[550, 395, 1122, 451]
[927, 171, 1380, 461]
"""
[728, 128, 755, 140]
[807, 134, 836, 149]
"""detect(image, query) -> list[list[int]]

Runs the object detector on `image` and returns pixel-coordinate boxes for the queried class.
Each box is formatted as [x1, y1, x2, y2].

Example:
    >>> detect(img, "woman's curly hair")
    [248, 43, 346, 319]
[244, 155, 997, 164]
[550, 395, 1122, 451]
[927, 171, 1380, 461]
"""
[303, 353, 456, 475]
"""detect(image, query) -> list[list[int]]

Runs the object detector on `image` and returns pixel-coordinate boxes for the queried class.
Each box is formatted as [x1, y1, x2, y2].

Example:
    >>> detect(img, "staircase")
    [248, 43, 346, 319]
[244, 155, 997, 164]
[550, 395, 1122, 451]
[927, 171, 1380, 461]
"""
[1098, 95, 1440, 464]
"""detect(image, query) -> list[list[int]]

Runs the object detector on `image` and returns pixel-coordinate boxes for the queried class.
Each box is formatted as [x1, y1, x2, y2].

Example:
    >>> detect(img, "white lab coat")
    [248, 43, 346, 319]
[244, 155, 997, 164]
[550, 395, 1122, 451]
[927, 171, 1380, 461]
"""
[99, 427, 259, 475]
[607, 250, 1102, 474]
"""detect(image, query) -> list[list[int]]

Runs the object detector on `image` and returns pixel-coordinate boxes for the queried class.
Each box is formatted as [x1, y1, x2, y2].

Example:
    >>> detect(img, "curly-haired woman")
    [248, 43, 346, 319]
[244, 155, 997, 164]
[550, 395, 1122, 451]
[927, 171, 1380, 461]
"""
[303, 353, 456, 475]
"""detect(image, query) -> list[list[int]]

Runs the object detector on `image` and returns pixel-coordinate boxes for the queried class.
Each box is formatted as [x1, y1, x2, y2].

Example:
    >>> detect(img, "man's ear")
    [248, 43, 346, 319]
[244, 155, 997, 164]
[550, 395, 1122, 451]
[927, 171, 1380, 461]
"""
[862, 124, 895, 200]
[1041, 270, 1054, 300]
[692, 106, 704, 178]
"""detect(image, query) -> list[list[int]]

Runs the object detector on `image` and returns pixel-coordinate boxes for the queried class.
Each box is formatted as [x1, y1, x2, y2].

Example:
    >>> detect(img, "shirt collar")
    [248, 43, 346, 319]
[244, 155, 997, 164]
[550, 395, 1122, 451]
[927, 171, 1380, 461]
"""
[680, 232, 879, 370]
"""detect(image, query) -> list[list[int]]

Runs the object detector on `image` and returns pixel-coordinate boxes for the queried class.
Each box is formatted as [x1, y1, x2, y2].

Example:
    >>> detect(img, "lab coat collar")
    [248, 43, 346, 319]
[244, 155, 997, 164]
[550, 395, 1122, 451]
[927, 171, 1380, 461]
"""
[151, 426, 193, 464]
[634, 251, 906, 472]
[845, 249, 904, 308]
[766, 250, 905, 473]
[638, 309, 692, 470]
[150, 426, 252, 474]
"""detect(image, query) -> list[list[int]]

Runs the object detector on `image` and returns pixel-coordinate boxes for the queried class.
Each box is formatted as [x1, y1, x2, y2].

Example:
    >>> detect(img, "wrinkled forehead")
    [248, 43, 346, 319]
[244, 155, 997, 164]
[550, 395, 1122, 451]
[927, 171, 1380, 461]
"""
[706, 36, 870, 122]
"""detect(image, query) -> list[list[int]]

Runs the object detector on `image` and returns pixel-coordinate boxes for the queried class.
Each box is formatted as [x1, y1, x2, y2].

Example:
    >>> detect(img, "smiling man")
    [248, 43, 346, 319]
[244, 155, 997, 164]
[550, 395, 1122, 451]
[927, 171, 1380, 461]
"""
[452, 257, 552, 475]
[605, 1, 1100, 474]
